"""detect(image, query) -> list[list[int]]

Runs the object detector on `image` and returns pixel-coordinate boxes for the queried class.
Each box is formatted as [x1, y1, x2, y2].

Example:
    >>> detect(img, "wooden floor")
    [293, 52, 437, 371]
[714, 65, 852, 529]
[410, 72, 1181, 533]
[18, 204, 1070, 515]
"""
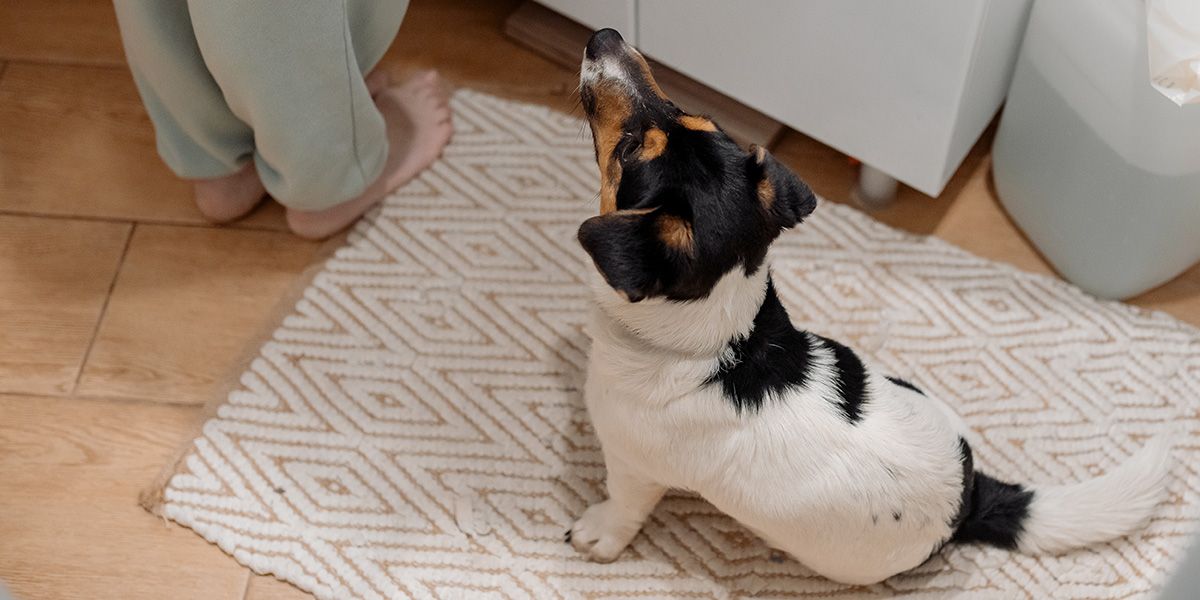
[1, 1, 1198, 599]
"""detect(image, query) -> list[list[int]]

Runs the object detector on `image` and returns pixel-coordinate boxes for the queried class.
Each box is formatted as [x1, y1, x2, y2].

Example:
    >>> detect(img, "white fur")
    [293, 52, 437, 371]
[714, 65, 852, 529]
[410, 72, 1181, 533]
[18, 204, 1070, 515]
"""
[571, 263, 1172, 585]
[1019, 436, 1172, 554]
[581, 53, 632, 91]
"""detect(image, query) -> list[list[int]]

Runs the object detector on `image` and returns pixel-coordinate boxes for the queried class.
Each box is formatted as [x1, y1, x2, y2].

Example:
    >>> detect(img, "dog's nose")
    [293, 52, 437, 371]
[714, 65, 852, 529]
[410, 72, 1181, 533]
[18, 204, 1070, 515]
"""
[586, 28, 627, 60]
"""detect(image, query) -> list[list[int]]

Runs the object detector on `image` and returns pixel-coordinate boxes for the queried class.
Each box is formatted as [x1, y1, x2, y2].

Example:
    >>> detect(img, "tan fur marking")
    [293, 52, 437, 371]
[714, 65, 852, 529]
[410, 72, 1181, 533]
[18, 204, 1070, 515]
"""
[592, 90, 633, 214]
[614, 207, 655, 217]
[639, 128, 668, 161]
[657, 214, 694, 253]
[635, 52, 669, 100]
[757, 177, 776, 209]
[679, 115, 717, 132]
[600, 174, 619, 214]
[754, 145, 767, 164]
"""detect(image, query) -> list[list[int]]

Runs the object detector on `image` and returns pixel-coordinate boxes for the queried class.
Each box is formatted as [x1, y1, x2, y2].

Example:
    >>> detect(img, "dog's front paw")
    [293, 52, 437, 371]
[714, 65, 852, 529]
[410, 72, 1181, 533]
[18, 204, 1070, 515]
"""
[567, 500, 643, 562]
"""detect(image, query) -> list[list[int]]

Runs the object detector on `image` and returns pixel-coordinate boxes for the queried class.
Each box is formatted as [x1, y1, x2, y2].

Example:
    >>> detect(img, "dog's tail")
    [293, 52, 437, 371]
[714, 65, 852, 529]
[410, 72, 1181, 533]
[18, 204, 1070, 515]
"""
[952, 437, 1172, 554]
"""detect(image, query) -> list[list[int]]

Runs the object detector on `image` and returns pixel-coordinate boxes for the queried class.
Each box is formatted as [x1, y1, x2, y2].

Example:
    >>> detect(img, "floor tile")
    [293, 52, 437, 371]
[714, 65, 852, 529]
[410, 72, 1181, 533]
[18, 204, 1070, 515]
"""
[0, 394, 249, 600]
[0, 62, 194, 222]
[245, 575, 316, 600]
[0, 62, 287, 229]
[928, 155, 1054, 277]
[0, 215, 129, 395]
[0, 0, 126, 66]
[76, 225, 321, 404]
[1130, 262, 1200, 327]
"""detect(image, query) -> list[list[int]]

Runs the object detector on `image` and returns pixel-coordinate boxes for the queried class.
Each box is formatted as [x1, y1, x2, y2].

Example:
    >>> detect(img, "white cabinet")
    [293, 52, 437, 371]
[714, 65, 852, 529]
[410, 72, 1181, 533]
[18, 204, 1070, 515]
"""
[536, 0, 637, 44]
[535, 0, 1032, 197]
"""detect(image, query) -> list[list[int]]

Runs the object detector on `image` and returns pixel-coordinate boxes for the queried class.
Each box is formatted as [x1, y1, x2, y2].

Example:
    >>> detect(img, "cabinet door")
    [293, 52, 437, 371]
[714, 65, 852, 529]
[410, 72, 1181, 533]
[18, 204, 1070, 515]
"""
[637, 0, 988, 195]
[536, 0, 638, 42]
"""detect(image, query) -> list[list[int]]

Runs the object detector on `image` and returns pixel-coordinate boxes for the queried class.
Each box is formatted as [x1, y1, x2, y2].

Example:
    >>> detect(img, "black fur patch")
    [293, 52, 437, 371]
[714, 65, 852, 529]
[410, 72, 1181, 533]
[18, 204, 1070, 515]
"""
[705, 283, 872, 423]
[814, 335, 869, 424]
[706, 279, 813, 413]
[949, 437, 975, 531]
[951, 438, 1034, 550]
[886, 376, 925, 395]
[577, 209, 667, 302]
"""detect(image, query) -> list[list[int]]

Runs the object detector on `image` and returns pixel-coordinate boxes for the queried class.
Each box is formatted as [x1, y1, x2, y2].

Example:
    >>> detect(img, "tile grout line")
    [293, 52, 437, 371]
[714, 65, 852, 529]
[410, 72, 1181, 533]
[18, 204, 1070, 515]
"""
[238, 568, 253, 600]
[2, 388, 207, 410]
[69, 222, 137, 396]
[0, 208, 290, 233]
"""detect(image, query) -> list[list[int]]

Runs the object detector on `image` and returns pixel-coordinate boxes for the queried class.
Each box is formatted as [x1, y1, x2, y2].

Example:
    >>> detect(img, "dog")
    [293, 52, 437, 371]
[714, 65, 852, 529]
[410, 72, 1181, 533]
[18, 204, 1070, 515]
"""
[567, 28, 1172, 585]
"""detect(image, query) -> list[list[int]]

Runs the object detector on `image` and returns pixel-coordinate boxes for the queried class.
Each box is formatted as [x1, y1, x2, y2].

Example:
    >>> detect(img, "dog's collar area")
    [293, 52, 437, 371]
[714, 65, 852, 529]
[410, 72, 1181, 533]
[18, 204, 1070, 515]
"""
[602, 300, 733, 361]
[599, 287, 769, 367]
[594, 263, 770, 359]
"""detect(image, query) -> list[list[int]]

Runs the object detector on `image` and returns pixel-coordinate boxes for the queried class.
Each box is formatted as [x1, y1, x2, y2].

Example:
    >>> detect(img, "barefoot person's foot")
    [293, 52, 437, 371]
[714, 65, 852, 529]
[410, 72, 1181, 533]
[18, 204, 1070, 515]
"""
[193, 162, 267, 223]
[287, 70, 453, 240]
[365, 69, 391, 98]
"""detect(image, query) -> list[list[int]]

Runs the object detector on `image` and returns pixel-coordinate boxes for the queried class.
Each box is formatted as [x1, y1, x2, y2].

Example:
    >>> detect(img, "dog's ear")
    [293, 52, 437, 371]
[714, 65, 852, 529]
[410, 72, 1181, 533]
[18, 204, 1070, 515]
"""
[749, 144, 817, 230]
[577, 209, 663, 303]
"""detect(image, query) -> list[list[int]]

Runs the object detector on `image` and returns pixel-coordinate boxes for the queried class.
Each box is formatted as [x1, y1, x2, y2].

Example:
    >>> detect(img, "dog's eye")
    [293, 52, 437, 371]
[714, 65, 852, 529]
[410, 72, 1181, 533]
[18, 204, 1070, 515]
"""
[619, 139, 642, 162]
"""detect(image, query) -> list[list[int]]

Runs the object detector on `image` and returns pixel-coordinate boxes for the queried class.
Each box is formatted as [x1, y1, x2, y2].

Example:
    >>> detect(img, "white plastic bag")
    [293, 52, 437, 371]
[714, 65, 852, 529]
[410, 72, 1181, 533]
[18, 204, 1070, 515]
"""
[1147, 0, 1200, 106]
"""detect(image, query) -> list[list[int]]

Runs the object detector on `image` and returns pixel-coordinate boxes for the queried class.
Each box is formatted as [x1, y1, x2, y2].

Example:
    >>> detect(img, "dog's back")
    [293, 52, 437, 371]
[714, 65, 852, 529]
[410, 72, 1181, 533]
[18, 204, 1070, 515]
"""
[586, 287, 971, 583]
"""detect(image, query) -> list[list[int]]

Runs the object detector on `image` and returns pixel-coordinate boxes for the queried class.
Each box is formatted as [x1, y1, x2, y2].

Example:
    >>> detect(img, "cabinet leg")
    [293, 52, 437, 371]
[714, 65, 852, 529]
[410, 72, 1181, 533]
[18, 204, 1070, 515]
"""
[853, 164, 898, 208]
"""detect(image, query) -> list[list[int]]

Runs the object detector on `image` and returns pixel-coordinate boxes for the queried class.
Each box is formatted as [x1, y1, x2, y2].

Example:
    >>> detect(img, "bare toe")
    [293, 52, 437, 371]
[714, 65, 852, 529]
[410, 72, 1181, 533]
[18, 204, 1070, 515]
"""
[378, 72, 454, 183]
[415, 69, 438, 86]
[365, 69, 391, 98]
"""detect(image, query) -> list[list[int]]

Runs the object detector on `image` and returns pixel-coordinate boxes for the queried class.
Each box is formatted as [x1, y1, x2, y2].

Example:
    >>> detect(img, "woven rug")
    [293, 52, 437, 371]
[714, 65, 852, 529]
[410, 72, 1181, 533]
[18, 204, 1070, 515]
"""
[145, 90, 1199, 599]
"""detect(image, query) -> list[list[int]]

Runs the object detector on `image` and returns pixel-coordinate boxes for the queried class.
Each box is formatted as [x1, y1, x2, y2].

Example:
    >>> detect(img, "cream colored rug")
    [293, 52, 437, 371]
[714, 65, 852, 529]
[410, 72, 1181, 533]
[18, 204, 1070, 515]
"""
[145, 90, 1199, 599]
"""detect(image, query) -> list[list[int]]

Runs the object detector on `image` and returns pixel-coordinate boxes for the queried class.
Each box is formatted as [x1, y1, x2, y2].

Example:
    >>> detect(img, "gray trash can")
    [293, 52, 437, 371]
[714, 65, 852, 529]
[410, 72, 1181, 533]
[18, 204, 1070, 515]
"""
[992, 0, 1200, 300]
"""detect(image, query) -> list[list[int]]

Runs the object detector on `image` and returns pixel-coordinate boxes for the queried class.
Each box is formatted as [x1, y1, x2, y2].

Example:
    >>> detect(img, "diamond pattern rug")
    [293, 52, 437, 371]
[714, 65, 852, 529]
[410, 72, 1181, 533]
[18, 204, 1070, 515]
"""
[144, 90, 1199, 599]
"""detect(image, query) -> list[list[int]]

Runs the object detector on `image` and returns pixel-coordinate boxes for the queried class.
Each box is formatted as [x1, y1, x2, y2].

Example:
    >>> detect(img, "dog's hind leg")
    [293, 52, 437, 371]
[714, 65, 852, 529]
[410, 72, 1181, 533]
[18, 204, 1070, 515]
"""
[568, 454, 666, 562]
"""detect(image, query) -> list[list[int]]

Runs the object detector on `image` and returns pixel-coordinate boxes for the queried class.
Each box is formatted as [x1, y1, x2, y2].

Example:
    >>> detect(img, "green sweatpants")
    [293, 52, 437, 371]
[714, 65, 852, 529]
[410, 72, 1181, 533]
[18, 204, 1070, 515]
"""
[113, 0, 409, 211]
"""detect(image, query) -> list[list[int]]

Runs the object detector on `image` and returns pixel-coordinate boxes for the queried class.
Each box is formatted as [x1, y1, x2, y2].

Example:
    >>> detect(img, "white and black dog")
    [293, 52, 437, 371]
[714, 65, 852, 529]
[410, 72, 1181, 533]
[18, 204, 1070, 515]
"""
[567, 29, 1171, 585]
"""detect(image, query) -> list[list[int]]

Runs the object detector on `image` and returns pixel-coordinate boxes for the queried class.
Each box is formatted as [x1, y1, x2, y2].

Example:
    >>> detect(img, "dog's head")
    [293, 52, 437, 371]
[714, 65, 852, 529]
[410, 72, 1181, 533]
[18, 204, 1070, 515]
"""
[577, 29, 816, 303]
